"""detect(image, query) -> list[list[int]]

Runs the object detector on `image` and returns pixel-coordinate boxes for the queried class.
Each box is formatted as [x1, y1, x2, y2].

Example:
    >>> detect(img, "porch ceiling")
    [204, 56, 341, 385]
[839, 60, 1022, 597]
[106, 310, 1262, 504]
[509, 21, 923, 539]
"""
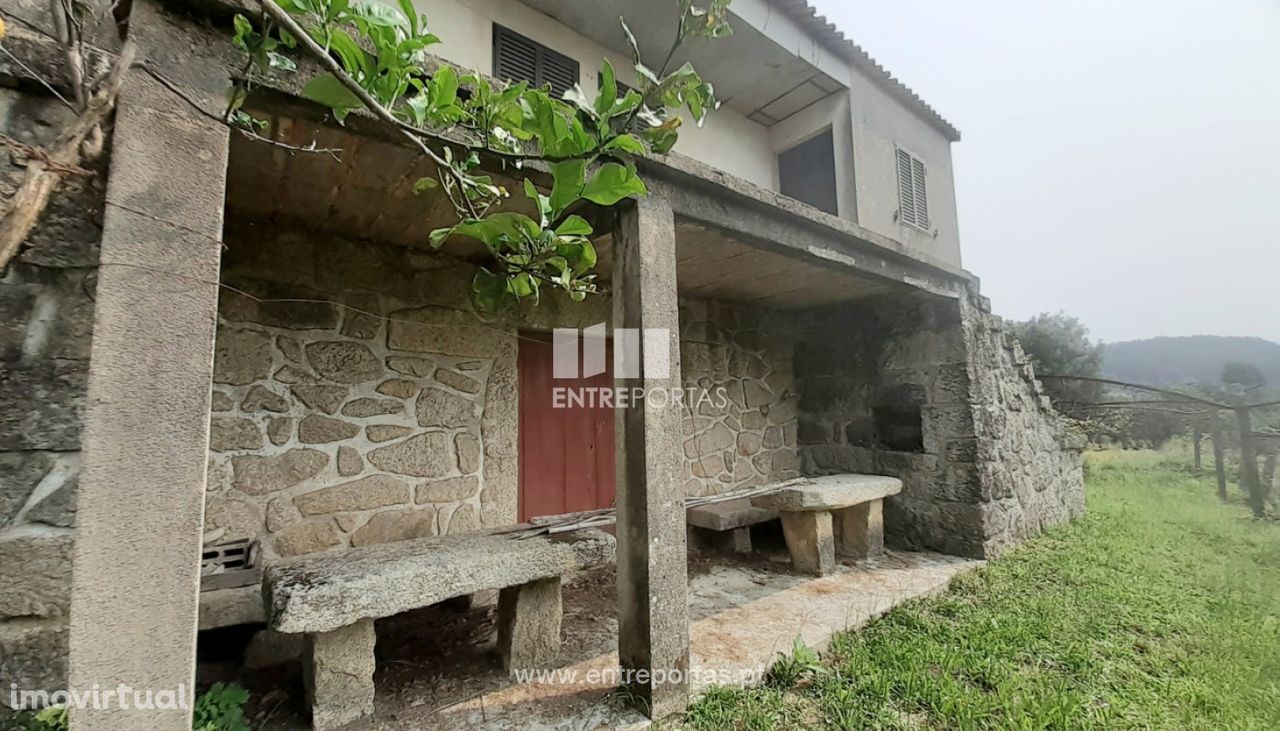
[225, 110, 903, 311]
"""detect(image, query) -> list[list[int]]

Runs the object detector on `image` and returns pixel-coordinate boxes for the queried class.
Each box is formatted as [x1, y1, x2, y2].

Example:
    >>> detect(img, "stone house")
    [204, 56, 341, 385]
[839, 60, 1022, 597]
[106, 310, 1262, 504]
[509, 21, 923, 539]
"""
[0, 0, 1084, 727]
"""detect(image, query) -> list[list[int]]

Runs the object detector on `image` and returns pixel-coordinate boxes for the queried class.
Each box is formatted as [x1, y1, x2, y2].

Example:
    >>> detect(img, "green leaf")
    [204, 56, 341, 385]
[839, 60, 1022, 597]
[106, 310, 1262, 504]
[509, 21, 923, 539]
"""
[525, 179, 551, 226]
[596, 59, 618, 118]
[351, 0, 408, 29]
[267, 51, 297, 72]
[326, 28, 370, 79]
[232, 14, 254, 50]
[555, 215, 594, 236]
[549, 159, 587, 217]
[472, 268, 512, 311]
[430, 65, 458, 108]
[602, 133, 645, 154]
[620, 17, 641, 62]
[397, 0, 419, 35]
[413, 177, 439, 193]
[428, 226, 452, 248]
[580, 162, 647, 206]
[302, 74, 363, 117]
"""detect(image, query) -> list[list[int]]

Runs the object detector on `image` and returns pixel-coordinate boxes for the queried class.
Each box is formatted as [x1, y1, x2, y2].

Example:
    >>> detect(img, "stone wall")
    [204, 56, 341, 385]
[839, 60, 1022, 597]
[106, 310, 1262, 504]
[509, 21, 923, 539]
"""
[0, 89, 107, 707]
[211, 226, 808, 556]
[209, 225, 609, 559]
[678, 299, 800, 497]
[959, 292, 1086, 556]
[796, 288, 1084, 558]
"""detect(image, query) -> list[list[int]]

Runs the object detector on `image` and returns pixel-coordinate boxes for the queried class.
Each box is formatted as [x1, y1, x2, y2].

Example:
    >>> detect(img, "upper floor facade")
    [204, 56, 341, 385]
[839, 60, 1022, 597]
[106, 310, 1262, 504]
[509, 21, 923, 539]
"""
[410, 0, 964, 267]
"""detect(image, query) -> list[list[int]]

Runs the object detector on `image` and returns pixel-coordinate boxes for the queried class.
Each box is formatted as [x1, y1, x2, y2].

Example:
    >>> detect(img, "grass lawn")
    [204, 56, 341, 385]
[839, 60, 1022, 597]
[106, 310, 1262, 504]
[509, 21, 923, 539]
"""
[685, 451, 1280, 730]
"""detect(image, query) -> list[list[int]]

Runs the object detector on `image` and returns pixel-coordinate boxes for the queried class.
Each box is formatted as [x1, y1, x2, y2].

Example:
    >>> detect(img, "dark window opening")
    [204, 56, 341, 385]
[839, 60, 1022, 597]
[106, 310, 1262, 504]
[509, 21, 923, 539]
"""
[778, 129, 839, 216]
[873, 384, 926, 452]
[493, 25, 580, 99]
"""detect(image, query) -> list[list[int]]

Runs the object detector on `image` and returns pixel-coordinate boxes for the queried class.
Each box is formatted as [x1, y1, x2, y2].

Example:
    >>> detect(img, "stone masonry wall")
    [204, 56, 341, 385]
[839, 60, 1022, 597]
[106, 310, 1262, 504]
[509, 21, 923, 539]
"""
[796, 288, 1083, 558]
[0, 89, 107, 708]
[959, 290, 1086, 556]
[678, 299, 800, 497]
[209, 224, 608, 559]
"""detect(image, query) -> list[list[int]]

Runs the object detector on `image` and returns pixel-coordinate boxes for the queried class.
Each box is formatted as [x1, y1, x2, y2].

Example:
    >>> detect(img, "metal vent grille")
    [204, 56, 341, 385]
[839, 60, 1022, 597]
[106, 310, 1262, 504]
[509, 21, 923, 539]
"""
[201, 538, 261, 592]
[896, 148, 929, 230]
[494, 24, 579, 99]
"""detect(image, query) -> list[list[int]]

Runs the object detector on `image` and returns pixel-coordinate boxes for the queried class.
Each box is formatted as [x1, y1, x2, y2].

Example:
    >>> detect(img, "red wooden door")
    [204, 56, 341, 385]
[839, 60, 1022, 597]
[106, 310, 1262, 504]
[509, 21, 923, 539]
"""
[518, 333, 616, 522]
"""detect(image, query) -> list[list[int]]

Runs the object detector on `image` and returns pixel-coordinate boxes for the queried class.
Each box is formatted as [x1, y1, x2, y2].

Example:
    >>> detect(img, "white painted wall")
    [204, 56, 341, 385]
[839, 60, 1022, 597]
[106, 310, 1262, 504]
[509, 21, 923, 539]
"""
[408, 0, 963, 266]
[846, 66, 962, 265]
[768, 91, 856, 220]
[412, 0, 776, 187]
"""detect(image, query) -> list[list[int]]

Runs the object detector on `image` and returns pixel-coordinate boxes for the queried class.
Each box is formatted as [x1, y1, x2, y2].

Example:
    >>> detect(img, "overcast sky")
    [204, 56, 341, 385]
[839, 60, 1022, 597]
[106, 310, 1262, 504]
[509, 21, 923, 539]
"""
[810, 0, 1280, 344]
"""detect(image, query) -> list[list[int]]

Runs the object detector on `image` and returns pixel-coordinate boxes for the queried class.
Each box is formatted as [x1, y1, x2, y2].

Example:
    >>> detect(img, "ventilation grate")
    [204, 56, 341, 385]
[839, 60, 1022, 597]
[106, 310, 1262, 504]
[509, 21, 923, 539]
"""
[201, 538, 261, 592]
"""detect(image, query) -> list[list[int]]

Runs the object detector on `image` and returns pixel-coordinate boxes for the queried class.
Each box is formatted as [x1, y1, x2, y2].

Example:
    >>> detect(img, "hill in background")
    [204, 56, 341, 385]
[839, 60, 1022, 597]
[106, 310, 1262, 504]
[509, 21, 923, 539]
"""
[1102, 336, 1280, 385]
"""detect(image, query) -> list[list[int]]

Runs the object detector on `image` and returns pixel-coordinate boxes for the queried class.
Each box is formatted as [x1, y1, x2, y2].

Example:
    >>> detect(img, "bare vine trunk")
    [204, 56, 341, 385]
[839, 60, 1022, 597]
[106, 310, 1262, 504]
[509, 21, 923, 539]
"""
[1192, 415, 1203, 471]
[1211, 413, 1228, 502]
[1235, 407, 1265, 518]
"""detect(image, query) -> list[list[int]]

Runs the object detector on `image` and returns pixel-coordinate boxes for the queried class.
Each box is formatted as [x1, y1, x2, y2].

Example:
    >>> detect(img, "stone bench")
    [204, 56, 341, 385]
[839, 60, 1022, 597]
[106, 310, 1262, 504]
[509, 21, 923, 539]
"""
[263, 529, 614, 730]
[751, 475, 902, 575]
[686, 498, 778, 554]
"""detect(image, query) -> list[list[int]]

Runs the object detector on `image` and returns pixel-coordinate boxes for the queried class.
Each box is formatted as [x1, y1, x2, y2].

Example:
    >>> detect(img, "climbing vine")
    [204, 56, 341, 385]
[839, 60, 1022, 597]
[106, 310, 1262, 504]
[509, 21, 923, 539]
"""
[230, 0, 732, 310]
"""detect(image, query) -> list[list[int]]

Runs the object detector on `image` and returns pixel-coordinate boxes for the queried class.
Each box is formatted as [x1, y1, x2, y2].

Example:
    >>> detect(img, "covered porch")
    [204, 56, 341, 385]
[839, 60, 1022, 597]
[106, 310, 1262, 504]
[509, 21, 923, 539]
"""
[71, 78, 1022, 730]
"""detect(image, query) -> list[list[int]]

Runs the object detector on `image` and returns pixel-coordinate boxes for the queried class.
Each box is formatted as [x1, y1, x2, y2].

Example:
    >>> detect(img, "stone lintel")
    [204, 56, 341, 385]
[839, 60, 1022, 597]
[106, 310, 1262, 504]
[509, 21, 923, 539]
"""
[613, 194, 690, 719]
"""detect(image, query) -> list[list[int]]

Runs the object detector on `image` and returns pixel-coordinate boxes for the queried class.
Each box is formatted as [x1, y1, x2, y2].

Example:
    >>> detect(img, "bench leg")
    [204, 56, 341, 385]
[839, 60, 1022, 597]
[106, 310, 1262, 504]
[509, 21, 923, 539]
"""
[497, 576, 563, 672]
[779, 511, 835, 576]
[834, 500, 885, 559]
[303, 619, 376, 731]
[687, 525, 753, 554]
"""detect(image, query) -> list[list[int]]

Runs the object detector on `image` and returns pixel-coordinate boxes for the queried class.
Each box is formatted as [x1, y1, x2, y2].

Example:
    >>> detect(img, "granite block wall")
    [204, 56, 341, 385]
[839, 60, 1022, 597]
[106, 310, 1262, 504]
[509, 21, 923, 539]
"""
[0, 87, 107, 709]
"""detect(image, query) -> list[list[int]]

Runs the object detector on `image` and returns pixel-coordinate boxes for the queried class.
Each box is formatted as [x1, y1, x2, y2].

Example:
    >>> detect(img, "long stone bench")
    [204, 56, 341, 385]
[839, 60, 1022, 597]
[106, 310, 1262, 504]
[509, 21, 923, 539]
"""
[751, 475, 902, 575]
[686, 498, 778, 553]
[263, 529, 615, 730]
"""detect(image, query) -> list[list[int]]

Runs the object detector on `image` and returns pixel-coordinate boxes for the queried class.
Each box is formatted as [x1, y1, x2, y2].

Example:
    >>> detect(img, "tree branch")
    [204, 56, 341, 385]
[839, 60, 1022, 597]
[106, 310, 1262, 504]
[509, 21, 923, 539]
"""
[257, 0, 481, 219]
[0, 39, 135, 271]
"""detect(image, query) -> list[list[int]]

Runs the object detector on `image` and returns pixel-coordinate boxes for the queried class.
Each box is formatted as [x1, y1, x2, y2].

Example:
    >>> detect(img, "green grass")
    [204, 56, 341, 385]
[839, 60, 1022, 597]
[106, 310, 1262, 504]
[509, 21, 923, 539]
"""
[685, 451, 1280, 730]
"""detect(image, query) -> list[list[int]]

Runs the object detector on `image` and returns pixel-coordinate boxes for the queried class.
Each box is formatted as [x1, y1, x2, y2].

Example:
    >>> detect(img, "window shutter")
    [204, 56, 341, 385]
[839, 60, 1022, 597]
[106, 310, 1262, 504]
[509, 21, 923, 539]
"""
[911, 156, 929, 228]
[494, 26, 538, 86]
[493, 25, 579, 99]
[539, 51, 579, 99]
[896, 148, 930, 231]
[896, 149, 917, 227]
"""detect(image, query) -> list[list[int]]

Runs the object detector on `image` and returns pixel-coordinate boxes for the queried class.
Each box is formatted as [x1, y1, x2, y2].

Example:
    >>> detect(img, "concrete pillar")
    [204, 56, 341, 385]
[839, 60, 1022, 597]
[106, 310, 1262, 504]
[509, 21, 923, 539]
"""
[496, 576, 563, 671]
[303, 620, 376, 731]
[612, 194, 689, 719]
[67, 20, 230, 729]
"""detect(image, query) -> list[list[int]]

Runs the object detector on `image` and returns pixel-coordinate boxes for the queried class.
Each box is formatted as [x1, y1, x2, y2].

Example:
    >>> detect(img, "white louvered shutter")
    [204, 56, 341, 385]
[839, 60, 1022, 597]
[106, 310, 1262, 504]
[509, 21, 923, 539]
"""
[896, 149, 917, 227]
[911, 155, 929, 228]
